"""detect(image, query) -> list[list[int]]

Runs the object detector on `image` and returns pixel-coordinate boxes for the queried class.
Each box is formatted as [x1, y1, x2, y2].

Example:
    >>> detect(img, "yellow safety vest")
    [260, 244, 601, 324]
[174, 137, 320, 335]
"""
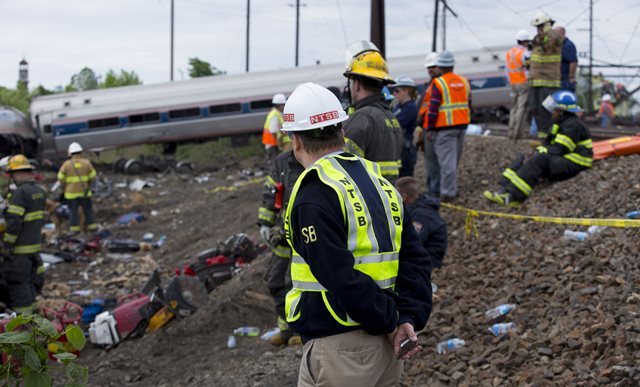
[284, 153, 404, 326]
[262, 108, 283, 147]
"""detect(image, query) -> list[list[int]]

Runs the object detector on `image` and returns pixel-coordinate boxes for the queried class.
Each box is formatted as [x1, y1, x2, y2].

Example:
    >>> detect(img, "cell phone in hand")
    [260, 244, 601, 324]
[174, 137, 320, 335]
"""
[397, 338, 418, 359]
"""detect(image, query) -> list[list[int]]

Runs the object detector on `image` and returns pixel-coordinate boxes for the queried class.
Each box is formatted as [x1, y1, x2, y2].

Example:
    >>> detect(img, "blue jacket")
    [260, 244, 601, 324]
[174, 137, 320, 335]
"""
[407, 193, 447, 268]
[393, 100, 418, 142]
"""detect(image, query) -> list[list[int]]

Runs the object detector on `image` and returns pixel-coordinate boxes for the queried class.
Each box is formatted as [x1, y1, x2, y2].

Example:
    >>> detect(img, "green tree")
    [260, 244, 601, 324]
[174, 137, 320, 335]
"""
[0, 82, 30, 114]
[68, 67, 98, 91]
[188, 57, 226, 78]
[30, 85, 55, 98]
[101, 69, 142, 88]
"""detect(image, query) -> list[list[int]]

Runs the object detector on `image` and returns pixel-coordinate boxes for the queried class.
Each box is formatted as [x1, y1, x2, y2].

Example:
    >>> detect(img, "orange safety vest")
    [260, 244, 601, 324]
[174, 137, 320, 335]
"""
[262, 108, 282, 146]
[419, 81, 434, 129]
[432, 72, 471, 128]
[506, 46, 527, 85]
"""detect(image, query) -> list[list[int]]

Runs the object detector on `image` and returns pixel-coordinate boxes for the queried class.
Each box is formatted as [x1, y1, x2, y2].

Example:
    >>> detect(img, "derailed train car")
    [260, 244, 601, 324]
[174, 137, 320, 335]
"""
[0, 105, 38, 158]
[30, 47, 511, 160]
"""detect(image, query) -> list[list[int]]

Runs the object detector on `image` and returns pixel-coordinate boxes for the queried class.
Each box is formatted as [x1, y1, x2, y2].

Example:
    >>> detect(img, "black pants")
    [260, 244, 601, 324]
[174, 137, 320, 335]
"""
[1, 254, 37, 312]
[265, 253, 292, 326]
[399, 140, 417, 178]
[500, 153, 585, 202]
[529, 87, 558, 135]
[68, 197, 97, 232]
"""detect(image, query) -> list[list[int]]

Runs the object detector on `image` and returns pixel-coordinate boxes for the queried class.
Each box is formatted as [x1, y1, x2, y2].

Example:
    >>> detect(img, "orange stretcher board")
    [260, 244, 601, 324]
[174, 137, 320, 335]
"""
[593, 135, 640, 160]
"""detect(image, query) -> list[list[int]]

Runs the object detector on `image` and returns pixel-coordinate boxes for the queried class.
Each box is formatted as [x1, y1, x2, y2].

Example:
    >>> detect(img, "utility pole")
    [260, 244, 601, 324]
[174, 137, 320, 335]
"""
[295, 0, 300, 66]
[588, 0, 594, 114]
[370, 0, 385, 57]
[170, 0, 174, 81]
[246, 0, 250, 72]
[432, 0, 439, 52]
[440, 1, 458, 51]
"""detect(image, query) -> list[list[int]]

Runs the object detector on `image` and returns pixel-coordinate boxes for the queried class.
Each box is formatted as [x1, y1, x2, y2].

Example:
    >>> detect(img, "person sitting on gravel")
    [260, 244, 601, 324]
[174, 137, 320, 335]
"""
[483, 90, 592, 207]
[257, 149, 304, 346]
[281, 82, 432, 387]
[395, 177, 447, 269]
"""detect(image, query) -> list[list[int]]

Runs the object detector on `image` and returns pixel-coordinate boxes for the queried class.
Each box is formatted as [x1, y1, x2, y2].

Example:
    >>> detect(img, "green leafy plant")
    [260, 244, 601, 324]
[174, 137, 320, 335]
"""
[0, 313, 87, 387]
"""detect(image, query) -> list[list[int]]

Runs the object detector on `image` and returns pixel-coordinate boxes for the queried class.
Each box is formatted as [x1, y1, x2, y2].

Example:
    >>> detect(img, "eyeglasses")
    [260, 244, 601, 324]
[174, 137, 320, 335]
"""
[392, 89, 400, 94]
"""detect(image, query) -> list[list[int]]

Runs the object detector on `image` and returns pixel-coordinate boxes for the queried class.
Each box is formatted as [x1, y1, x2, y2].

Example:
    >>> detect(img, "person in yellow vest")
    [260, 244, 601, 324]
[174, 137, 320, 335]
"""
[506, 30, 531, 141]
[1, 155, 46, 313]
[57, 142, 97, 233]
[281, 82, 432, 386]
[423, 50, 471, 202]
[529, 12, 563, 137]
[262, 94, 287, 159]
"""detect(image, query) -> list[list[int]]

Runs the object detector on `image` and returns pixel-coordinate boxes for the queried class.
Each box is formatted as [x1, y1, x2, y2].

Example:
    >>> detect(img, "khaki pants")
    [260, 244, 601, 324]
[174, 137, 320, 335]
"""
[508, 83, 529, 141]
[298, 330, 403, 387]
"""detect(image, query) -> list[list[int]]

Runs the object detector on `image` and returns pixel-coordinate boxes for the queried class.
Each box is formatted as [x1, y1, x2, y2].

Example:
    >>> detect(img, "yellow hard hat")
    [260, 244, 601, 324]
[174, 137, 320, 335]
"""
[343, 51, 394, 85]
[7, 154, 34, 172]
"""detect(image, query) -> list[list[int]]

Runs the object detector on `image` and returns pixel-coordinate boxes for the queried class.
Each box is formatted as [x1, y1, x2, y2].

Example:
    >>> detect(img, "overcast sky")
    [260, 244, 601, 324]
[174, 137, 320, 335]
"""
[2, 0, 639, 89]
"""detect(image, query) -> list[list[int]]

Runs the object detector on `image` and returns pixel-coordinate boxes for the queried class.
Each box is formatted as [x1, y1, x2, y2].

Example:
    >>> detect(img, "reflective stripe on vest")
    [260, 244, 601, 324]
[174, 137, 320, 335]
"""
[506, 46, 527, 85]
[13, 244, 41, 255]
[262, 108, 283, 146]
[434, 73, 471, 128]
[284, 154, 403, 326]
[564, 153, 592, 167]
[7, 204, 25, 216]
[23, 211, 45, 222]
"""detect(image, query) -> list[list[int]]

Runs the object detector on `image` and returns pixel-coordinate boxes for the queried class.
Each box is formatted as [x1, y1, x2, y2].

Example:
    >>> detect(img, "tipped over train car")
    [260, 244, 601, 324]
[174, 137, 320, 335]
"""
[30, 47, 511, 160]
[0, 105, 38, 158]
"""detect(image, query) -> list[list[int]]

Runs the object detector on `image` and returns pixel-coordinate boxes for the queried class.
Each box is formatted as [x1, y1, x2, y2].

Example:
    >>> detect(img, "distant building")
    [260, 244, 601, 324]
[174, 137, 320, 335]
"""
[19, 58, 28, 87]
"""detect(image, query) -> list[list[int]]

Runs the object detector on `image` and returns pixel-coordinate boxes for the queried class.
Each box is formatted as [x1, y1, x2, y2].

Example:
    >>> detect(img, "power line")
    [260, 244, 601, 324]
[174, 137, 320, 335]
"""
[448, 2, 494, 54]
[335, 0, 349, 46]
[495, 0, 528, 23]
[620, 14, 640, 61]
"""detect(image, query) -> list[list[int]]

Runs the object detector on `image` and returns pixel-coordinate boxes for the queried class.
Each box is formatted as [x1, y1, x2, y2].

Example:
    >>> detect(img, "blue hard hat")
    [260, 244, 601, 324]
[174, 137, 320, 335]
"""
[381, 86, 394, 101]
[543, 90, 582, 113]
[436, 50, 456, 67]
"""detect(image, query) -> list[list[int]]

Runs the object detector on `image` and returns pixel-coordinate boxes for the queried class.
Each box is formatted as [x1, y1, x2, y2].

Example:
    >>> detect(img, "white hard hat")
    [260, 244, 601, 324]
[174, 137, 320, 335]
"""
[68, 142, 83, 156]
[281, 83, 348, 132]
[602, 94, 612, 102]
[272, 93, 287, 105]
[531, 12, 553, 27]
[344, 40, 380, 70]
[436, 50, 456, 67]
[516, 29, 530, 41]
[390, 75, 417, 89]
[0, 156, 10, 171]
[424, 52, 439, 68]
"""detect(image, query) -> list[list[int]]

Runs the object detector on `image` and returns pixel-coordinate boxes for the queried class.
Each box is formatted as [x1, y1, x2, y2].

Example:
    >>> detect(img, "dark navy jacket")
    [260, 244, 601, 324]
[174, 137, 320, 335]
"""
[407, 193, 447, 268]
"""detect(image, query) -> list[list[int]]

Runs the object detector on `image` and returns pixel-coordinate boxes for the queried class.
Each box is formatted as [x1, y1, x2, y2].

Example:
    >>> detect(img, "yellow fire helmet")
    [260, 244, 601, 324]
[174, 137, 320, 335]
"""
[343, 51, 394, 85]
[7, 154, 34, 172]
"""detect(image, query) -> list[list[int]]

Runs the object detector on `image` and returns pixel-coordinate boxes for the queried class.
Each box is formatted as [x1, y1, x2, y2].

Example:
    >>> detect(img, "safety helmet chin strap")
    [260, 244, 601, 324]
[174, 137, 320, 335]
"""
[344, 79, 353, 110]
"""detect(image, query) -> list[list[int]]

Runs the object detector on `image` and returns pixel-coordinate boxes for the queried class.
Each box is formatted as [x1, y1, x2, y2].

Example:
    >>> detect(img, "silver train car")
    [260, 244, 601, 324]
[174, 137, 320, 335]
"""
[30, 47, 511, 160]
[0, 105, 38, 158]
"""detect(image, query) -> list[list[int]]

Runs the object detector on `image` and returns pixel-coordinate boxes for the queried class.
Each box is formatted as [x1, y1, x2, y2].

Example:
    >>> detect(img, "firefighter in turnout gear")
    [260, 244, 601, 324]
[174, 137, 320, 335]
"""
[57, 142, 98, 233]
[281, 82, 432, 386]
[257, 150, 305, 346]
[1, 155, 46, 313]
[343, 42, 403, 182]
[484, 90, 592, 207]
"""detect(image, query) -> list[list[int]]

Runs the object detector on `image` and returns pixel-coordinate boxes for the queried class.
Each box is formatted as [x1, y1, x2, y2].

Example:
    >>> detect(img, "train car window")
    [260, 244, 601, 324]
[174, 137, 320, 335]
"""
[471, 56, 479, 63]
[64, 101, 71, 107]
[250, 99, 272, 111]
[209, 103, 242, 115]
[169, 107, 201, 120]
[84, 99, 91, 105]
[44, 125, 52, 134]
[129, 112, 160, 125]
[88, 117, 119, 129]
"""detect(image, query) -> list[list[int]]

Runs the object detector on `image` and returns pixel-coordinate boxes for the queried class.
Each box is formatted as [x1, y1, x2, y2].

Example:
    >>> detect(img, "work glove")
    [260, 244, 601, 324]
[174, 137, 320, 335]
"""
[259, 225, 271, 243]
[269, 227, 285, 246]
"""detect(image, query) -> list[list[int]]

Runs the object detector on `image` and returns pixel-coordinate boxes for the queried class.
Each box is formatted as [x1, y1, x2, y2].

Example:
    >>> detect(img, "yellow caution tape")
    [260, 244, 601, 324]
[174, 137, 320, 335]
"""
[441, 202, 640, 239]
[208, 177, 265, 194]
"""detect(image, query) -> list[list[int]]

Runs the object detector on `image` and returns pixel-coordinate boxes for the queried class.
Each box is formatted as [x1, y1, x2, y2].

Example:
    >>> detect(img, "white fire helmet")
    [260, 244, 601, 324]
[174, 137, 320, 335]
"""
[281, 83, 349, 132]
[272, 93, 287, 105]
[68, 142, 83, 156]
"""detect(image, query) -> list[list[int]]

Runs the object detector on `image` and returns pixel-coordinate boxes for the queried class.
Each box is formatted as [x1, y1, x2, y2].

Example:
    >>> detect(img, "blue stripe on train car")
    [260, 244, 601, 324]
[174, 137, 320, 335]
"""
[159, 112, 169, 123]
[54, 122, 87, 136]
[201, 107, 209, 118]
[416, 75, 507, 95]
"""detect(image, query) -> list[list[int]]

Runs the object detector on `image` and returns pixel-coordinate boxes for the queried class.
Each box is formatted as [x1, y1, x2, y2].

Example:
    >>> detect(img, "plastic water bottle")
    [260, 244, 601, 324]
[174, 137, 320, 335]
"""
[488, 322, 517, 336]
[260, 328, 280, 341]
[227, 335, 237, 348]
[142, 232, 154, 242]
[485, 304, 516, 319]
[154, 235, 167, 248]
[625, 211, 640, 219]
[587, 226, 605, 235]
[436, 338, 465, 354]
[233, 327, 260, 337]
[563, 230, 588, 241]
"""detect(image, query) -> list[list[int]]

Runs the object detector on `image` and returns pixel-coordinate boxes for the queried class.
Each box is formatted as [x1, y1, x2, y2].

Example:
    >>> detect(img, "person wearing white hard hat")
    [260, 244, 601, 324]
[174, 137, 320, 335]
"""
[554, 26, 578, 92]
[57, 142, 97, 233]
[422, 50, 471, 202]
[390, 76, 419, 177]
[281, 82, 432, 387]
[506, 29, 532, 142]
[418, 52, 442, 196]
[598, 94, 615, 128]
[529, 12, 563, 138]
[262, 93, 288, 158]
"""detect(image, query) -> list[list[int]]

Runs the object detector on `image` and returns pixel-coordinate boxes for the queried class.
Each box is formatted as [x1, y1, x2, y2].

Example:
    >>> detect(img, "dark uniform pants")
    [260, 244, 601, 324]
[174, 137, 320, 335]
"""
[399, 140, 417, 178]
[529, 87, 558, 136]
[68, 197, 97, 232]
[500, 153, 585, 202]
[265, 251, 292, 329]
[1, 254, 37, 312]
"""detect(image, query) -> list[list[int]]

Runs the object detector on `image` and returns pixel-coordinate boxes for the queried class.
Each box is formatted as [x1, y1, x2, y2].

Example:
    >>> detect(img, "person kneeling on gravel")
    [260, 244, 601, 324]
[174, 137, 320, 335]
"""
[395, 177, 447, 269]
[281, 82, 432, 387]
[483, 90, 592, 207]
